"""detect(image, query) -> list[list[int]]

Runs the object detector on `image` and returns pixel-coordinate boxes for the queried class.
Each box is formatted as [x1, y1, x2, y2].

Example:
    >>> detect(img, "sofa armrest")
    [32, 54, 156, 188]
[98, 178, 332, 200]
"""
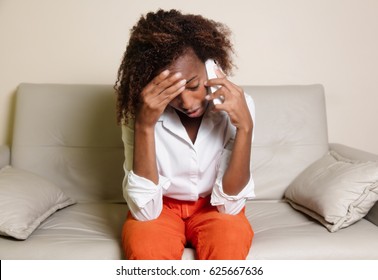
[329, 143, 378, 161]
[329, 143, 378, 227]
[0, 145, 10, 169]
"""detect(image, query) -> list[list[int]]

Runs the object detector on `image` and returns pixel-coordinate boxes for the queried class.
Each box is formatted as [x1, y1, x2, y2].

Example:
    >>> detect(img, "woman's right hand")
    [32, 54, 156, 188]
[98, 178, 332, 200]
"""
[136, 70, 186, 128]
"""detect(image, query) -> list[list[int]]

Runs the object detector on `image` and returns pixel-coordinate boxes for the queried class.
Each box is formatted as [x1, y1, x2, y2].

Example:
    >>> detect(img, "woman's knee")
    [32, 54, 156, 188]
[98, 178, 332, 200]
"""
[122, 214, 186, 260]
[124, 235, 184, 260]
[211, 215, 253, 245]
[193, 214, 253, 259]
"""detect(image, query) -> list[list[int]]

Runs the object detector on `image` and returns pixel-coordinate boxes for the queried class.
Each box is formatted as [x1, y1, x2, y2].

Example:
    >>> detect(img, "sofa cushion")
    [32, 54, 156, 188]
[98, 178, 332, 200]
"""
[244, 85, 329, 200]
[246, 201, 378, 259]
[0, 203, 127, 259]
[284, 151, 378, 232]
[0, 166, 75, 240]
[11, 84, 124, 203]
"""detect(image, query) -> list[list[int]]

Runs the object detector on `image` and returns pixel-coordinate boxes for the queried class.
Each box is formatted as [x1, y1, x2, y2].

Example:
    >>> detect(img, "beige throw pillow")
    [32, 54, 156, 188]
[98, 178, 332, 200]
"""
[285, 151, 378, 232]
[0, 166, 75, 240]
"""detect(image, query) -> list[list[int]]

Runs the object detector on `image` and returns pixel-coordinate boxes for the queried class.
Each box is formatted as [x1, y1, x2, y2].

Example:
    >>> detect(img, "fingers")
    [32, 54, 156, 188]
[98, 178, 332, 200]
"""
[204, 67, 252, 129]
[157, 72, 186, 98]
[143, 70, 186, 103]
[149, 69, 170, 87]
[205, 86, 227, 104]
[205, 77, 243, 105]
[158, 78, 186, 105]
[144, 70, 182, 95]
[136, 71, 186, 127]
[214, 66, 226, 79]
[206, 77, 240, 93]
[205, 73, 245, 114]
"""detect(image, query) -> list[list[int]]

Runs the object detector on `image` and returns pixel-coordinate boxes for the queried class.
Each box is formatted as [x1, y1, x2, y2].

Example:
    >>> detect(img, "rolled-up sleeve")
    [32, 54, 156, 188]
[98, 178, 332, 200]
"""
[123, 169, 170, 221]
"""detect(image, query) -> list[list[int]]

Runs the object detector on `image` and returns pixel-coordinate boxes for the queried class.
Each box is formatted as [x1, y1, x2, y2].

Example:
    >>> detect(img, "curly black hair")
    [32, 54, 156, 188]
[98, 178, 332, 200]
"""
[115, 9, 235, 124]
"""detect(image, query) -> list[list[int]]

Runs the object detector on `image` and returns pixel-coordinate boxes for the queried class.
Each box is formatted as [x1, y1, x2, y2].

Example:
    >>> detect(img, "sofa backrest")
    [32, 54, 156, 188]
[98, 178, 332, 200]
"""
[11, 83, 328, 202]
[245, 85, 329, 199]
[11, 84, 125, 202]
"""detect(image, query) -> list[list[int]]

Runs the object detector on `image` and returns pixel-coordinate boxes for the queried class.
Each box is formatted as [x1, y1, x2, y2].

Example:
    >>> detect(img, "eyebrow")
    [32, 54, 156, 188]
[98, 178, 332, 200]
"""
[185, 76, 198, 85]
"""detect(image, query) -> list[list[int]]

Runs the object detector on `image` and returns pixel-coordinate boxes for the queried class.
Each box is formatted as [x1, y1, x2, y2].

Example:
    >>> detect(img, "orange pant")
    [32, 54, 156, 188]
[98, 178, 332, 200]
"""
[122, 196, 253, 260]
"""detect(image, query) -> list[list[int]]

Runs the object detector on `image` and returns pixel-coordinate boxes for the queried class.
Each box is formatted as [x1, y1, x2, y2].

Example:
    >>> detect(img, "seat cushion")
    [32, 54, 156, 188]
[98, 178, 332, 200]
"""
[246, 201, 378, 259]
[0, 203, 128, 259]
[2, 200, 377, 260]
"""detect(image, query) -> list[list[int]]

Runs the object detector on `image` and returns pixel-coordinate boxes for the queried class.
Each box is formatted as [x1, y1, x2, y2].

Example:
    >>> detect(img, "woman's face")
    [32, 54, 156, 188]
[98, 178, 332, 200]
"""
[167, 49, 209, 118]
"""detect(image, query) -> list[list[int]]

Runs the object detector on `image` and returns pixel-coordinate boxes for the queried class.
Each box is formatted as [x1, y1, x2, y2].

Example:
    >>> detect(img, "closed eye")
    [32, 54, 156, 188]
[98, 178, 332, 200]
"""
[185, 76, 199, 90]
[186, 83, 200, 91]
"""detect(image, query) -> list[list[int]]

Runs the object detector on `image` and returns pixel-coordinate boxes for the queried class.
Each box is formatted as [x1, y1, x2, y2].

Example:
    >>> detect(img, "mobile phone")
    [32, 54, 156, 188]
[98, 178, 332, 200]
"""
[205, 59, 223, 105]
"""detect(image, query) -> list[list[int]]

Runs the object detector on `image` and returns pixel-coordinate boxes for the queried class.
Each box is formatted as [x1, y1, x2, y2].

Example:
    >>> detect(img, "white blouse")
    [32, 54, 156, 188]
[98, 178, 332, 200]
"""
[122, 93, 256, 221]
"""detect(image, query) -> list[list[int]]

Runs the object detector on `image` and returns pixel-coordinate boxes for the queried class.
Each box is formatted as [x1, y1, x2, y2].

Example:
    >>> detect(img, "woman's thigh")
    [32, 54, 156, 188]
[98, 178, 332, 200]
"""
[122, 207, 186, 260]
[186, 206, 253, 260]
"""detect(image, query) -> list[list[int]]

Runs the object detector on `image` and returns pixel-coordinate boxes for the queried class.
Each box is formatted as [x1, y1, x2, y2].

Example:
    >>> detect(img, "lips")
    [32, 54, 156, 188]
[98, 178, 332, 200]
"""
[186, 107, 202, 117]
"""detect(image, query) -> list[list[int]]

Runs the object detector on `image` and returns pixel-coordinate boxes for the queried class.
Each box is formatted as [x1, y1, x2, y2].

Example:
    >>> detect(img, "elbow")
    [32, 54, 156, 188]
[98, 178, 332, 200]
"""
[222, 174, 250, 196]
[128, 203, 162, 221]
[130, 209, 161, 221]
[125, 194, 163, 221]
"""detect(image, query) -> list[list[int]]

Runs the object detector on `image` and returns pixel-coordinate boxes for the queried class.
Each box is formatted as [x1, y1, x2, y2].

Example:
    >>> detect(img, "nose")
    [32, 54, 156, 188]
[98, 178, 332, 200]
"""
[177, 90, 195, 111]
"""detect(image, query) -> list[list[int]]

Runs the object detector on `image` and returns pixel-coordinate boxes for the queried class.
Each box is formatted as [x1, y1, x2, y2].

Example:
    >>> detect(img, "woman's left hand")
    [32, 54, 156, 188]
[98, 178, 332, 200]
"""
[205, 68, 253, 132]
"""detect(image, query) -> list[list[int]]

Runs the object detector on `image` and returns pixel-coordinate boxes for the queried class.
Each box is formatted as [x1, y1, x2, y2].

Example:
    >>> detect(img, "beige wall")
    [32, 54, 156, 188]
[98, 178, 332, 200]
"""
[1, 0, 378, 154]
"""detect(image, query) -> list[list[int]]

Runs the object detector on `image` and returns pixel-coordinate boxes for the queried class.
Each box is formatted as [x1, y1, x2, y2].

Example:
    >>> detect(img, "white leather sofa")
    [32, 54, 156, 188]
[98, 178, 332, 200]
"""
[0, 83, 377, 259]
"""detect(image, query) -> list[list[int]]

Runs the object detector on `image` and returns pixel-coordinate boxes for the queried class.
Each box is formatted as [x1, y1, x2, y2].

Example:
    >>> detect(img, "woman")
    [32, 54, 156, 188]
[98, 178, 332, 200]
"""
[115, 9, 255, 260]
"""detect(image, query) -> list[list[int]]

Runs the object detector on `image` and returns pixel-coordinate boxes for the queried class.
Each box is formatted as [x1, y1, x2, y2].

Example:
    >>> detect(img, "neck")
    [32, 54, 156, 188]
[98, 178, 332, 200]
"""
[175, 109, 203, 144]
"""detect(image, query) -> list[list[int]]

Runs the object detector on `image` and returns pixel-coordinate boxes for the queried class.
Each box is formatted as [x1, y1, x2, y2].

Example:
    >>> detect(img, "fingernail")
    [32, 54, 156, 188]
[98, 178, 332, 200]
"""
[179, 79, 186, 85]
[174, 72, 182, 78]
[205, 95, 211, 100]
[162, 70, 169, 76]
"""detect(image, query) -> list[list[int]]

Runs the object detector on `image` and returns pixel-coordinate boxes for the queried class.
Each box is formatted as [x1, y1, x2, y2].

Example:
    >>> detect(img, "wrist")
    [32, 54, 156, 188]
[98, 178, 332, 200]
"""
[235, 113, 253, 133]
[236, 124, 253, 135]
[134, 120, 155, 134]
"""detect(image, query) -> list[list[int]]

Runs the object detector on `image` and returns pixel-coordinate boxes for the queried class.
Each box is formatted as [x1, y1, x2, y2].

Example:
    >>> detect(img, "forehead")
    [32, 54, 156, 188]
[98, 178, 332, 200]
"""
[168, 49, 205, 77]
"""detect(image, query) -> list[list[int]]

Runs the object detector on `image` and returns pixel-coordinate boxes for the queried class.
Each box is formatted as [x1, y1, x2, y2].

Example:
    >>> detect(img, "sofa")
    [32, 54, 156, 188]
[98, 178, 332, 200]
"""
[1, 83, 377, 259]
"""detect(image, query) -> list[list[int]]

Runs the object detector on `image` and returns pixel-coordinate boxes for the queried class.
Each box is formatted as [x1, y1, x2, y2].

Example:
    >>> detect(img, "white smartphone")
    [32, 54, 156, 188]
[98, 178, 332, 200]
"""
[205, 59, 223, 105]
